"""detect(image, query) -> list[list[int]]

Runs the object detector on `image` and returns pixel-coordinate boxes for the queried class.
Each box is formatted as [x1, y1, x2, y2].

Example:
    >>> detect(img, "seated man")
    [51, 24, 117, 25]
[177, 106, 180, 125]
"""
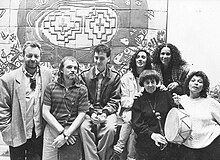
[80, 44, 121, 160]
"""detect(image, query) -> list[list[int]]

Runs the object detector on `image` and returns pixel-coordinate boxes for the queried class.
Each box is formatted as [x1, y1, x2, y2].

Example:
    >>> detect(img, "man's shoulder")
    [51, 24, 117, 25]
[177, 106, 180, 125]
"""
[76, 83, 88, 91]
[40, 66, 52, 74]
[108, 67, 120, 77]
[81, 67, 93, 74]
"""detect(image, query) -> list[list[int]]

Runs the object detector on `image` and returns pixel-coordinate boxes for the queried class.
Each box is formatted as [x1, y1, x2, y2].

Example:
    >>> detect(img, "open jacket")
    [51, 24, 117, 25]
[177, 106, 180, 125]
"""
[80, 66, 121, 115]
[0, 66, 52, 147]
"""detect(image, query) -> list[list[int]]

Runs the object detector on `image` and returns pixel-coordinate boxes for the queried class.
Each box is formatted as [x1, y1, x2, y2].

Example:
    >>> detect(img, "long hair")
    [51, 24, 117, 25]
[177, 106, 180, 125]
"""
[129, 49, 152, 77]
[152, 43, 187, 67]
[184, 71, 210, 98]
[57, 56, 80, 84]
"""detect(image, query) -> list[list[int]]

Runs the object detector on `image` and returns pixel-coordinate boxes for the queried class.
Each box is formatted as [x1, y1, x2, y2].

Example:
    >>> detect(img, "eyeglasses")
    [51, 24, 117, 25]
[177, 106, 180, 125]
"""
[30, 77, 36, 90]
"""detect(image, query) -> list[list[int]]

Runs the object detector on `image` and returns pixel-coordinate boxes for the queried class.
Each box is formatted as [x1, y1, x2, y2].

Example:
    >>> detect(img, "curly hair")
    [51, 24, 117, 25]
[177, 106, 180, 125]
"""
[139, 70, 160, 87]
[152, 43, 187, 67]
[184, 71, 210, 98]
[129, 49, 152, 77]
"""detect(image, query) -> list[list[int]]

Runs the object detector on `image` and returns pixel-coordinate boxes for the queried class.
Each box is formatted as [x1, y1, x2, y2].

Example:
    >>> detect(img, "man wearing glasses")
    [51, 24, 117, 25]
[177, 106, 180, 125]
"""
[0, 41, 52, 160]
[80, 44, 121, 160]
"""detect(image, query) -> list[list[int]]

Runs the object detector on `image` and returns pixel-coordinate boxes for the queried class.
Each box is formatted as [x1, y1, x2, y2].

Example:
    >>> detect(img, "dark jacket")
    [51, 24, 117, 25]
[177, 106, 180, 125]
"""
[131, 89, 174, 139]
[80, 66, 121, 115]
[153, 64, 189, 95]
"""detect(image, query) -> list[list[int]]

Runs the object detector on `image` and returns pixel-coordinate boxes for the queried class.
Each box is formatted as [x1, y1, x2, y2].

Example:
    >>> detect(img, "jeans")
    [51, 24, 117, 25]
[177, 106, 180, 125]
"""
[80, 114, 117, 160]
[115, 121, 136, 159]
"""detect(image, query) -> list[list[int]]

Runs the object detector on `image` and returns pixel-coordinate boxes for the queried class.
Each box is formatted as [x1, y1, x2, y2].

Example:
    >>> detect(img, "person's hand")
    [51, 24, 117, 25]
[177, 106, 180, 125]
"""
[158, 84, 168, 91]
[172, 93, 181, 105]
[134, 91, 143, 100]
[151, 133, 167, 147]
[167, 82, 179, 91]
[91, 113, 99, 125]
[52, 134, 66, 149]
[66, 135, 76, 145]
[98, 113, 107, 124]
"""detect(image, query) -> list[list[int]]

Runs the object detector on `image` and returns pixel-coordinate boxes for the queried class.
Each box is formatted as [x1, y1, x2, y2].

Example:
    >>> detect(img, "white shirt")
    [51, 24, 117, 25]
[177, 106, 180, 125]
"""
[180, 95, 220, 148]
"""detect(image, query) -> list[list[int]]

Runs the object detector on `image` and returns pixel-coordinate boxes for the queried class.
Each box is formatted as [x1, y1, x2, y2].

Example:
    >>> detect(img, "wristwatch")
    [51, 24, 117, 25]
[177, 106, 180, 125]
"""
[62, 132, 69, 140]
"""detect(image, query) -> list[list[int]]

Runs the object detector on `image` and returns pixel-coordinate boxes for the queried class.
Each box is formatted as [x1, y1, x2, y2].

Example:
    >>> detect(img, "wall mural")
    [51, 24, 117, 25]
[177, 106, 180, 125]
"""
[0, 0, 167, 77]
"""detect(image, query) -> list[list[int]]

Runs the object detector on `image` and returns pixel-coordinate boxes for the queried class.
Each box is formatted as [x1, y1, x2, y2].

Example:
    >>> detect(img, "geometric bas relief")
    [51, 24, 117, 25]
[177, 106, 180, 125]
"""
[35, 5, 117, 48]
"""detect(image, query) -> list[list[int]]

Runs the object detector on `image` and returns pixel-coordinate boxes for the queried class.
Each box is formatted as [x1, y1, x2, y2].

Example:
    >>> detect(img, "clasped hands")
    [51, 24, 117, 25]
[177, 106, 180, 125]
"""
[91, 112, 107, 125]
[52, 130, 76, 149]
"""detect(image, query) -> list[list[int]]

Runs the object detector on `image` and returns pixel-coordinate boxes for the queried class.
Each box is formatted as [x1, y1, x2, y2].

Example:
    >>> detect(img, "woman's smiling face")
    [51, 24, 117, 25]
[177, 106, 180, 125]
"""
[160, 46, 171, 66]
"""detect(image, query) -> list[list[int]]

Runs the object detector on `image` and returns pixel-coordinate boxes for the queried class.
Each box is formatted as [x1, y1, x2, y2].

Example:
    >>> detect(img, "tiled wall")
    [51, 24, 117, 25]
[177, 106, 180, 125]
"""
[0, 0, 167, 76]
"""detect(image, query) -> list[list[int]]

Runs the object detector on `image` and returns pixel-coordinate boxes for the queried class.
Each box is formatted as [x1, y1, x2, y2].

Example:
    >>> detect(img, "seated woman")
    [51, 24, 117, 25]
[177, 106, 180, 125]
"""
[173, 71, 220, 160]
[114, 49, 152, 160]
[131, 70, 176, 160]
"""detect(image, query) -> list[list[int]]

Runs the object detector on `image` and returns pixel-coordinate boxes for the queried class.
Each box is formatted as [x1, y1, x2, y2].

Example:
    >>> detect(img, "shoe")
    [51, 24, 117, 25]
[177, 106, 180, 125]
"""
[127, 157, 136, 160]
[114, 145, 123, 154]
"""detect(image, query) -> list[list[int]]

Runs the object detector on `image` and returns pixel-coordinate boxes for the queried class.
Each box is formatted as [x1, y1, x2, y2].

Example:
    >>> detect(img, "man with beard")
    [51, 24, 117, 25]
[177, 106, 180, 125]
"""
[42, 56, 89, 160]
[0, 41, 52, 160]
[80, 44, 121, 160]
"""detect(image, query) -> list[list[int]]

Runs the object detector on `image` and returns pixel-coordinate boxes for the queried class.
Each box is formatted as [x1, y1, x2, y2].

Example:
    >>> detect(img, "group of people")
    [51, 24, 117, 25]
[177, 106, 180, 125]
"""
[0, 41, 219, 160]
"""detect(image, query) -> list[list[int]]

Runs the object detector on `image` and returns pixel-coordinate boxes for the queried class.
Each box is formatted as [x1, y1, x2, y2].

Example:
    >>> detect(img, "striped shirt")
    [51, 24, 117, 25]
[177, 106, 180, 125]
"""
[43, 80, 89, 127]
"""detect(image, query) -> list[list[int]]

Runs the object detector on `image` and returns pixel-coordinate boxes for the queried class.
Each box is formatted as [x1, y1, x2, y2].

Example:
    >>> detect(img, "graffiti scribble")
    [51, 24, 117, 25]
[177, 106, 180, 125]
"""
[0, 8, 6, 18]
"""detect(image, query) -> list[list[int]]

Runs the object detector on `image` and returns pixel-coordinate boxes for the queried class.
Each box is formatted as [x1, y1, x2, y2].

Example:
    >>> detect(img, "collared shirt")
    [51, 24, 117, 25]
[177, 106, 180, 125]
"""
[94, 66, 106, 105]
[23, 67, 42, 139]
[43, 80, 89, 127]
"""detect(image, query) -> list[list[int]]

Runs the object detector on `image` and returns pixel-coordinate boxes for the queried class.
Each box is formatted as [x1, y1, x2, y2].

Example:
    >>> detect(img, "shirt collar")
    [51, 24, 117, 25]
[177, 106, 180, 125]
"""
[22, 65, 40, 77]
[95, 66, 106, 77]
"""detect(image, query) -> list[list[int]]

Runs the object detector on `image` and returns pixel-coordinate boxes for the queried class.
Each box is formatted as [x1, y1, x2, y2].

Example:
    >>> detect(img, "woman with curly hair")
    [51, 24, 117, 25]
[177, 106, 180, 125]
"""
[173, 71, 220, 160]
[113, 50, 152, 160]
[152, 43, 189, 95]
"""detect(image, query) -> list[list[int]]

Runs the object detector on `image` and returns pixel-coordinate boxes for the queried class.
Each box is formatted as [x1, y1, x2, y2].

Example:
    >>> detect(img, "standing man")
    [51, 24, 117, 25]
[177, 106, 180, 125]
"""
[42, 56, 89, 160]
[0, 41, 52, 160]
[80, 44, 121, 160]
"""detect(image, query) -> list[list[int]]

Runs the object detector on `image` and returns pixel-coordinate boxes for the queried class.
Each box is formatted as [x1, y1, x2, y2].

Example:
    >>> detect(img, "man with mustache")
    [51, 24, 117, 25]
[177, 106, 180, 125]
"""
[42, 56, 89, 160]
[0, 41, 52, 160]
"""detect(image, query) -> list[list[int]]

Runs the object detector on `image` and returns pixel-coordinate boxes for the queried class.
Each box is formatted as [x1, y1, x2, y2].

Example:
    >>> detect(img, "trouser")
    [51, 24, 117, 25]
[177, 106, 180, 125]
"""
[42, 124, 82, 160]
[178, 136, 220, 160]
[116, 121, 136, 159]
[9, 129, 43, 160]
[136, 136, 168, 160]
[80, 114, 117, 160]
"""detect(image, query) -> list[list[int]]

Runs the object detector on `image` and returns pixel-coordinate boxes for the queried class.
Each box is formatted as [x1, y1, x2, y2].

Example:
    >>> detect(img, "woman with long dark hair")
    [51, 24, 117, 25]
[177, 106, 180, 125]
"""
[113, 50, 152, 160]
[152, 43, 189, 95]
